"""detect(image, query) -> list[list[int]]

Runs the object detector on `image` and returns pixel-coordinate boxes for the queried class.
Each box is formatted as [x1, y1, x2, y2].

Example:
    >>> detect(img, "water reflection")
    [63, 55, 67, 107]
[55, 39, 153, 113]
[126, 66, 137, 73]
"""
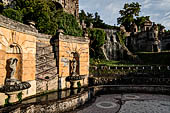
[22, 88, 85, 104]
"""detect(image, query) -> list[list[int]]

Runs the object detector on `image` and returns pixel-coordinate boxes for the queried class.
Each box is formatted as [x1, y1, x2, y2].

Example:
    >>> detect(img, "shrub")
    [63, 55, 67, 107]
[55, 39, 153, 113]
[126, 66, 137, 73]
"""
[88, 28, 106, 59]
[2, 8, 23, 22]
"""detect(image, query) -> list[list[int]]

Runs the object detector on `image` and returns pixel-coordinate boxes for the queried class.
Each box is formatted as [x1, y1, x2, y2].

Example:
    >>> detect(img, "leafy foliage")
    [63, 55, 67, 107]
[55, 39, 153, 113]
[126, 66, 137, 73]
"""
[88, 28, 106, 58]
[157, 24, 165, 31]
[1, 0, 83, 36]
[135, 16, 150, 30]
[79, 10, 118, 29]
[56, 10, 83, 36]
[117, 2, 141, 31]
[116, 31, 126, 45]
[2, 8, 23, 22]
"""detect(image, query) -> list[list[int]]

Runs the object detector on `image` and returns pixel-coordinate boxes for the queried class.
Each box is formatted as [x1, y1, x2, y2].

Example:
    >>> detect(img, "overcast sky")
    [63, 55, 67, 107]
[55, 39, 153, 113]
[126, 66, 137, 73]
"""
[79, 0, 170, 30]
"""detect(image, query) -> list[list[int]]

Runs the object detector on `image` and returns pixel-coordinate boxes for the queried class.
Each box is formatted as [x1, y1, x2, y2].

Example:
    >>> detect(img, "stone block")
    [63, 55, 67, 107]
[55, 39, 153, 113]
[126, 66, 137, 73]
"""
[22, 80, 36, 99]
[58, 77, 67, 90]
[0, 93, 8, 106]
[23, 60, 35, 68]
[36, 80, 47, 94]
[0, 60, 5, 68]
[22, 54, 35, 61]
[0, 74, 5, 86]
[47, 77, 58, 91]
[22, 68, 35, 81]
[0, 51, 5, 60]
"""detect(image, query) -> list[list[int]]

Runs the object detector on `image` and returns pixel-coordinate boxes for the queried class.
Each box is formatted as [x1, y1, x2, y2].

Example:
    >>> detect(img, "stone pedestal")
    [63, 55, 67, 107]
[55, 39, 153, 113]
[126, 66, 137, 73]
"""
[70, 80, 80, 88]
[6, 91, 21, 103]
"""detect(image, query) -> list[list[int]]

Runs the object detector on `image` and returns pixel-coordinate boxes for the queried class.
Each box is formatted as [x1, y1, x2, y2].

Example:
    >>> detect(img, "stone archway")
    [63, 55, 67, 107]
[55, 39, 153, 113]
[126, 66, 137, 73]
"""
[53, 2, 63, 10]
[6, 43, 22, 81]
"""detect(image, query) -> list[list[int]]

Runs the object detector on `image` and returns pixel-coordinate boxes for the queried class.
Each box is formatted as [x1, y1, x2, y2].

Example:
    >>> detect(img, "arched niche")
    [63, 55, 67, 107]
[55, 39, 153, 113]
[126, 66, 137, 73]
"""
[53, 2, 63, 10]
[6, 43, 22, 81]
[70, 52, 80, 75]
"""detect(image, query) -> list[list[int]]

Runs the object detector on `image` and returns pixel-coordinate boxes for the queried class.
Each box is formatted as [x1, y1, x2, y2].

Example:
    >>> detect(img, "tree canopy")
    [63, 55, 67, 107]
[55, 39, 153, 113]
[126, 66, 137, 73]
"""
[79, 10, 118, 29]
[0, 0, 83, 36]
[117, 2, 141, 31]
[88, 28, 106, 59]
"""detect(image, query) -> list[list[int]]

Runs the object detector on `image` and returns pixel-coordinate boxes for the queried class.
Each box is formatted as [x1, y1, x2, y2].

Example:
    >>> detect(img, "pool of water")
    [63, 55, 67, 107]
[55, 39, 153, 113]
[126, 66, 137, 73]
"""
[22, 88, 85, 104]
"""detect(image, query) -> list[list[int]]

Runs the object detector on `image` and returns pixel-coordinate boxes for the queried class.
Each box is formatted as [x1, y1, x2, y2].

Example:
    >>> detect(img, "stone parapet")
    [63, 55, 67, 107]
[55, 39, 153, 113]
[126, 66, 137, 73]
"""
[0, 15, 38, 36]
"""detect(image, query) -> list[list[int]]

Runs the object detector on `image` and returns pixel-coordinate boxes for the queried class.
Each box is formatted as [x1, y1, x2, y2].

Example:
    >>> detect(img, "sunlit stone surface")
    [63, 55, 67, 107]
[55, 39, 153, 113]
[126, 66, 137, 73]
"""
[71, 94, 170, 113]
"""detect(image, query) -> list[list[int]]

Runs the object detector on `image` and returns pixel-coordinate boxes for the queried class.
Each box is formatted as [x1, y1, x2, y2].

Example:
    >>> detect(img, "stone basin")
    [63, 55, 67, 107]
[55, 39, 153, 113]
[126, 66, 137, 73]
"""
[66, 75, 85, 81]
[0, 82, 31, 93]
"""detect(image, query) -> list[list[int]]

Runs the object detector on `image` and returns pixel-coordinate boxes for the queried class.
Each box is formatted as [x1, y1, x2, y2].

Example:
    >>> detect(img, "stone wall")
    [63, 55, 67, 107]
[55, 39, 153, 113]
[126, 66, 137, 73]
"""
[0, 15, 37, 102]
[52, 32, 89, 90]
[103, 29, 138, 61]
[36, 34, 58, 94]
[0, 91, 90, 113]
[35, 32, 90, 92]
[0, 15, 37, 85]
[54, 0, 79, 17]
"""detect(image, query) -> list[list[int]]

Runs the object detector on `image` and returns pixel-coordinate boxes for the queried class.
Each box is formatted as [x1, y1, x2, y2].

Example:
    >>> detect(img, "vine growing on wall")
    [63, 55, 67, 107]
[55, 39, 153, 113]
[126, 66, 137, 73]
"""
[116, 31, 127, 46]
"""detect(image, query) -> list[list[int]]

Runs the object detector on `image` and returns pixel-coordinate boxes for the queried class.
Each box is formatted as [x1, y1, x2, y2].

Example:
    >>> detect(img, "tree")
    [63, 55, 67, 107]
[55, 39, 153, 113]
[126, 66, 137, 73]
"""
[2, 8, 23, 22]
[79, 10, 118, 29]
[157, 24, 165, 31]
[55, 10, 83, 36]
[79, 10, 86, 23]
[135, 16, 150, 30]
[117, 2, 141, 31]
[88, 28, 106, 58]
[1, 0, 83, 36]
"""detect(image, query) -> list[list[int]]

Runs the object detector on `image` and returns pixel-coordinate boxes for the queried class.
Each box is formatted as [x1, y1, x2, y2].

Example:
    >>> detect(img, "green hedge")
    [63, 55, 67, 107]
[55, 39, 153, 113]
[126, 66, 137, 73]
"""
[136, 52, 170, 65]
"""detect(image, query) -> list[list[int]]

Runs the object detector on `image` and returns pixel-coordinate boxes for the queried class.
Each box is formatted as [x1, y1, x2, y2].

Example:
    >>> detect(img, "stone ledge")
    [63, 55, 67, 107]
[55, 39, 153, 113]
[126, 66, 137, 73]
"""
[93, 85, 170, 95]
[0, 90, 90, 113]
[0, 15, 38, 36]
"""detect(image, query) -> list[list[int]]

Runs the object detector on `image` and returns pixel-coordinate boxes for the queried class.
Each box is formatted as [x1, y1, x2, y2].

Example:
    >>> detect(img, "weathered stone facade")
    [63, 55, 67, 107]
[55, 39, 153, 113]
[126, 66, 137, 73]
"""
[36, 34, 58, 94]
[50, 31, 89, 90]
[53, 0, 79, 17]
[103, 29, 138, 61]
[126, 20, 161, 52]
[0, 90, 90, 113]
[35, 31, 89, 92]
[0, 15, 37, 103]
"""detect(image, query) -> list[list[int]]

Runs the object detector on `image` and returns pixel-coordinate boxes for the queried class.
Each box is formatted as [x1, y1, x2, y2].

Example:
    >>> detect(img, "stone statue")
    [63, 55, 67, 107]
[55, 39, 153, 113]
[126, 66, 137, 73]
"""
[71, 57, 77, 76]
[5, 58, 20, 85]
[8, 58, 18, 80]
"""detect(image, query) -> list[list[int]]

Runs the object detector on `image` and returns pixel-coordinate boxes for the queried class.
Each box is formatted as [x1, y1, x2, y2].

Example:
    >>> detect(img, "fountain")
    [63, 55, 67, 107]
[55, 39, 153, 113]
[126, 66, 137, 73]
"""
[66, 52, 85, 90]
[0, 58, 31, 103]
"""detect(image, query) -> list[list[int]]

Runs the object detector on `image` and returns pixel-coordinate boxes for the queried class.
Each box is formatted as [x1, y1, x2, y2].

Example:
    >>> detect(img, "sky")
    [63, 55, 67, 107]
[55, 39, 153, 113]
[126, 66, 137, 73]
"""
[79, 0, 170, 30]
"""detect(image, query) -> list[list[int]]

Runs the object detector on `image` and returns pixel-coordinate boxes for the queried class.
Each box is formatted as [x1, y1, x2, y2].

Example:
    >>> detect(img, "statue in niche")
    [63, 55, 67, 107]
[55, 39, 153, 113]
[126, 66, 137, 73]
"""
[5, 58, 20, 85]
[8, 58, 18, 79]
[71, 57, 78, 76]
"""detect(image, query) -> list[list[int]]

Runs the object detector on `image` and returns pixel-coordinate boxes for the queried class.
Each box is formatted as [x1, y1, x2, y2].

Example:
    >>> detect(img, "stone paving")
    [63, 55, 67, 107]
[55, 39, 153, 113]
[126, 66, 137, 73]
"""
[69, 93, 170, 113]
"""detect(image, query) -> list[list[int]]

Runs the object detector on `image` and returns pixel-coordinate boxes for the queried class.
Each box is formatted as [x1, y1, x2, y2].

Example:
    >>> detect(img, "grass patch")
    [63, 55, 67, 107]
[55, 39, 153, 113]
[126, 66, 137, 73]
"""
[90, 58, 141, 67]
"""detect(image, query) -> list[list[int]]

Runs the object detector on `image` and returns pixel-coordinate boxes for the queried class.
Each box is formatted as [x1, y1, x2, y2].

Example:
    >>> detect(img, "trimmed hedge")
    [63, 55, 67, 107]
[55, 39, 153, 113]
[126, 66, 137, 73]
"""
[136, 52, 170, 65]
